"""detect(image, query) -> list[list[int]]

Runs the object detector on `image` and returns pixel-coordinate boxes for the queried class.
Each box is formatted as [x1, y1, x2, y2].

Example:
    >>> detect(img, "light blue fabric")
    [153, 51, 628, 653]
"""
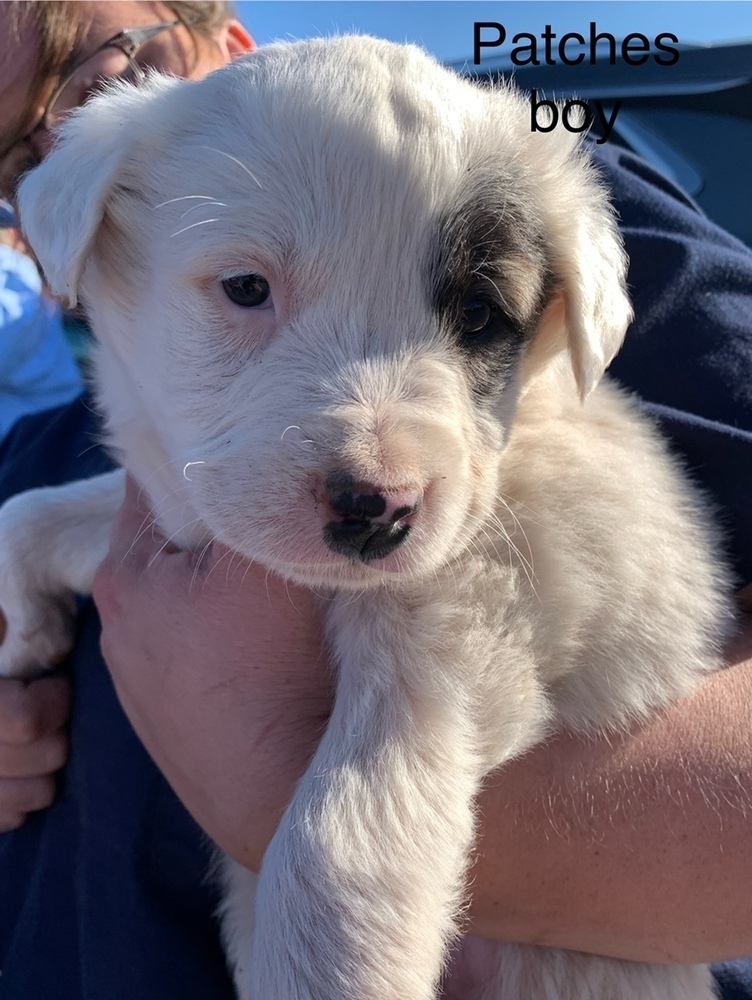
[0, 244, 83, 440]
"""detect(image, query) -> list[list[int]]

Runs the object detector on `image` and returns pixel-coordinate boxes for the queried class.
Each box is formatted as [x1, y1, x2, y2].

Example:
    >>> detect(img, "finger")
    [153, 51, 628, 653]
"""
[94, 537, 195, 623]
[0, 730, 68, 778]
[105, 473, 168, 565]
[93, 476, 177, 616]
[0, 675, 71, 745]
[0, 813, 26, 834]
[0, 774, 56, 815]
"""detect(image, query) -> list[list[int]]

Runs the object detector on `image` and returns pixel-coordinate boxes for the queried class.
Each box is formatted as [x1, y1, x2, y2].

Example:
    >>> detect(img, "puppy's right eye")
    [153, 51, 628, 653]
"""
[222, 274, 271, 308]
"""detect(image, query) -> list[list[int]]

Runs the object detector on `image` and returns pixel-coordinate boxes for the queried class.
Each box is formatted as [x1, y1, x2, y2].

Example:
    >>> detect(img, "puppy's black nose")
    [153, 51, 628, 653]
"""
[323, 472, 421, 562]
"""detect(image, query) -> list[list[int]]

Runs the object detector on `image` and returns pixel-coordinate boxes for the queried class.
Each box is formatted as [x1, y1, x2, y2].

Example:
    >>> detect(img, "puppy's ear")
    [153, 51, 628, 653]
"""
[17, 82, 165, 307]
[546, 152, 633, 400]
[560, 184, 632, 400]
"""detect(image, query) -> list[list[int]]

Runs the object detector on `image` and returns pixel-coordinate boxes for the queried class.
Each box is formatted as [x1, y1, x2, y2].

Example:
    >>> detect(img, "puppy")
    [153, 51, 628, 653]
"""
[1, 36, 732, 1000]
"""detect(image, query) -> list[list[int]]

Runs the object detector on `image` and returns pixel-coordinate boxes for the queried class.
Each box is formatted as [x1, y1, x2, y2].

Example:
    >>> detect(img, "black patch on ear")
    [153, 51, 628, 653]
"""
[429, 184, 556, 401]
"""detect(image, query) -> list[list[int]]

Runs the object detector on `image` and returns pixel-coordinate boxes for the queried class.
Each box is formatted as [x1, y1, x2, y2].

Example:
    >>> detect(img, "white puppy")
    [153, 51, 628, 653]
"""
[1, 36, 732, 1000]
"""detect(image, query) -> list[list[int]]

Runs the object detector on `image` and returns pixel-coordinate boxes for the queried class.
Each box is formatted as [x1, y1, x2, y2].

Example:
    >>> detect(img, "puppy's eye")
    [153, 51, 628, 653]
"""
[459, 297, 494, 340]
[222, 274, 271, 308]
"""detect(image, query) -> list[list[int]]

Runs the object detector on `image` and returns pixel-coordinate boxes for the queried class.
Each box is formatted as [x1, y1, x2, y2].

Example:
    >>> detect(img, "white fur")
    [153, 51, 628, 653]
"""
[2, 37, 731, 999]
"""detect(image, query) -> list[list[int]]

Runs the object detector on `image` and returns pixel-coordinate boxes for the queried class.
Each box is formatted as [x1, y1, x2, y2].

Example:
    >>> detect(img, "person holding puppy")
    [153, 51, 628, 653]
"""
[0, 2, 750, 997]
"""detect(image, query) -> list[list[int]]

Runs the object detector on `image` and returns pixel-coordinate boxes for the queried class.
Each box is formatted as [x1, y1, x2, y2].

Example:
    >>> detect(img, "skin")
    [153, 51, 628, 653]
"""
[0, 0, 750, 972]
[469, 637, 752, 963]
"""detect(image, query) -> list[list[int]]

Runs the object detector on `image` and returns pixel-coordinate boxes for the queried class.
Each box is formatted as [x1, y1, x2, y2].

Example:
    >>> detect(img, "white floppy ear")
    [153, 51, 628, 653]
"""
[18, 107, 128, 307]
[536, 141, 633, 400]
[560, 190, 633, 400]
[17, 79, 174, 308]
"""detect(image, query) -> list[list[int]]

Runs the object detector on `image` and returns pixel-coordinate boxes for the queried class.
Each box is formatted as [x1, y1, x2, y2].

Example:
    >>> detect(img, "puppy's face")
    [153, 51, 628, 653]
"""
[19, 37, 631, 589]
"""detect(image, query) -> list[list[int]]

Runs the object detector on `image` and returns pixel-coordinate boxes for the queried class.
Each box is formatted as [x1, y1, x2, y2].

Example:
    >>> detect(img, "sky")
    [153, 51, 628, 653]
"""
[235, 1, 752, 64]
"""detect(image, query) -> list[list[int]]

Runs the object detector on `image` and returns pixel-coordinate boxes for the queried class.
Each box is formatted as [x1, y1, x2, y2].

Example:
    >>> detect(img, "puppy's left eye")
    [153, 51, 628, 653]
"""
[459, 297, 495, 339]
[222, 274, 271, 308]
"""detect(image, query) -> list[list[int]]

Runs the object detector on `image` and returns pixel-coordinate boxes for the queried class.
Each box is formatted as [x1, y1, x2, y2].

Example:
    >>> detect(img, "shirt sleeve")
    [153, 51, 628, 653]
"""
[0, 247, 83, 441]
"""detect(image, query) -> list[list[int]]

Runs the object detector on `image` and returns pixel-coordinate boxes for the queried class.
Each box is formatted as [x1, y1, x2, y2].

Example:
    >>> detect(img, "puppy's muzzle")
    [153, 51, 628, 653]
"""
[322, 471, 422, 563]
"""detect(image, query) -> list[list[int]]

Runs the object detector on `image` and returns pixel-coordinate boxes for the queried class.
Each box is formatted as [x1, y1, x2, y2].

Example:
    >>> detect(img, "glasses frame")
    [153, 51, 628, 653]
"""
[0, 20, 185, 195]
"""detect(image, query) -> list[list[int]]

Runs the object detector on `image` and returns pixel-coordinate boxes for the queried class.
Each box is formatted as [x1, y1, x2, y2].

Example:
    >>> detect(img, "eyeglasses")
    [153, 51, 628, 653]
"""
[0, 199, 16, 228]
[0, 20, 186, 199]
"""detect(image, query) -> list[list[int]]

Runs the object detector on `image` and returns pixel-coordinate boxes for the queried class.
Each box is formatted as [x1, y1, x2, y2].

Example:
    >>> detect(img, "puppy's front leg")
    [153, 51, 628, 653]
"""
[246, 589, 543, 1000]
[0, 469, 125, 677]
[250, 618, 477, 997]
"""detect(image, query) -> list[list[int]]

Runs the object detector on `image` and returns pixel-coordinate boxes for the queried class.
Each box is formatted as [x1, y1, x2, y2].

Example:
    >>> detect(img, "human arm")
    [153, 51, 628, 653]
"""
[94, 479, 752, 966]
[469, 620, 752, 964]
[0, 245, 83, 441]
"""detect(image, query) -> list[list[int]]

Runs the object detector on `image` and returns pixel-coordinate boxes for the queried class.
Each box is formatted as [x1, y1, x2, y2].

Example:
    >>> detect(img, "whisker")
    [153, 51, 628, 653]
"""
[171, 218, 219, 238]
[178, 200, 228, 221]
[146, 517, 205, 568]
[283, 578, 308, 617]
[153, 194, 219, 208]
[190, 534, 217, 593]
[183, 461, 206, 481]
[201, 544, 237, 589]
[200, 146, 263, 188]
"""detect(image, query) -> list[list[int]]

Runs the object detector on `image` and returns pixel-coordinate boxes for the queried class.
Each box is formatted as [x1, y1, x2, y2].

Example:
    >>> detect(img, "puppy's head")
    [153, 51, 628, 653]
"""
[19, 37, 632, 587]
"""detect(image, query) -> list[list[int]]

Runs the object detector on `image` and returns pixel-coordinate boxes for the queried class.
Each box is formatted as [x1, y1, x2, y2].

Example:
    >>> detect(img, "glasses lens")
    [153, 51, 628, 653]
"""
[0, 200, 16, 227]
[47, 47, 142, 129]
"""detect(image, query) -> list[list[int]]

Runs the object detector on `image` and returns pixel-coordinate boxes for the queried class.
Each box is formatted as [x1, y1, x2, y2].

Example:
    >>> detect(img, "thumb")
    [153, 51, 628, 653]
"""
[105, 473, 171, 567]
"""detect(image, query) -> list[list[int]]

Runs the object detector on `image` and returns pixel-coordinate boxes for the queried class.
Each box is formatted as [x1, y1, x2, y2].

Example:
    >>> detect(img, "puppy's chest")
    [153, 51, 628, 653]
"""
[319, 382, 685, 688]
[323, 553, 538, 687]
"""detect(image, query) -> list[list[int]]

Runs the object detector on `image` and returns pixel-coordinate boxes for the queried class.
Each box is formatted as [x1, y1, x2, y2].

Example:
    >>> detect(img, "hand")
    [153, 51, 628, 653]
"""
[92, 476, 332, 869]
[0, 659, 70, 831]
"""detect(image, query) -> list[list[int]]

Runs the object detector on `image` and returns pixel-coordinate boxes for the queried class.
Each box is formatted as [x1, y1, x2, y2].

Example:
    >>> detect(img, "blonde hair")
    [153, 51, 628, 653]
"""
[4, 2, 236, 152]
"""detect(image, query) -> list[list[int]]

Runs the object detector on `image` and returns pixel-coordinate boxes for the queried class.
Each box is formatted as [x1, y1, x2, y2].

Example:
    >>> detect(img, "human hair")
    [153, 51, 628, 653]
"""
[4, 2, 236, 153]
[163, 1, 236, 34]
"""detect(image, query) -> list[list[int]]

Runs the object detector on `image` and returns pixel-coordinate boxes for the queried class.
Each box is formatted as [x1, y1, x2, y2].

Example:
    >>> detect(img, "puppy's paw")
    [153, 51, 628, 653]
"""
[0, 557, 76, 680]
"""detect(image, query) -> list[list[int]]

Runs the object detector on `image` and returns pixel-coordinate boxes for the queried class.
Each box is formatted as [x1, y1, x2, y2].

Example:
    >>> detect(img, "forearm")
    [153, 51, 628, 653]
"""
[469, 621, 752, 964]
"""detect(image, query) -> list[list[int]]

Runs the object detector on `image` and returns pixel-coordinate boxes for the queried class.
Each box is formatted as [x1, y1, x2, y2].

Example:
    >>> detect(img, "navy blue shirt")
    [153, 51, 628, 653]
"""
[0, 144, 750, 997]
